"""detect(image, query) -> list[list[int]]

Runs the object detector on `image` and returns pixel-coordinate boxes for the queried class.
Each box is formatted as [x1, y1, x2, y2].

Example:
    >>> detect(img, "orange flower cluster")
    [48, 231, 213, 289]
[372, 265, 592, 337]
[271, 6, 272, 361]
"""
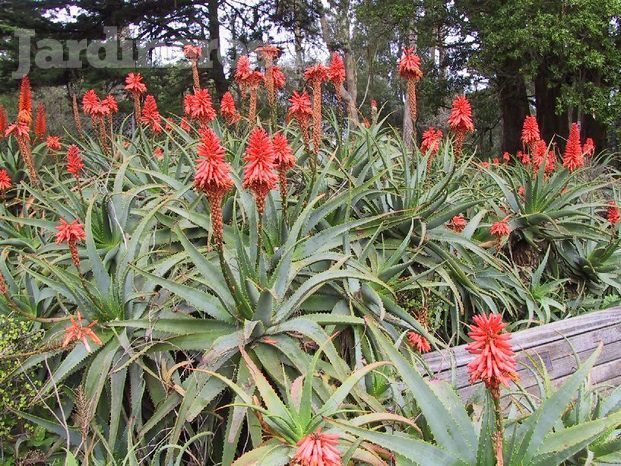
[407, 332, 431, 353]
[5, 76, 38, 184]
[0, 105, 7, 140]
[34, 103, 46, 140]
[62, 311, 102, 353]
[292, 429, 341, 466]
[66, 145, 84, 180]
[563, 123, 584, 172]
[448, 95, 474, 159]
[55, 219, 86, 269]
[194, 128, 234, 249]
[184, 89, 217, 127]
[183, 45, 202, 89]
[46, 135, 61, 151]
[0, 170, 11, 194]
[242, 128, 278, 216]
[288, 91, 313, 151]
[125, 72, 147, 118]
[420, 127, 443, 168]
[328, 52, 346, 100]
[466, 313, 517, 390]
[490, 217, 511, 240]
[448, 214, 467, 232]
[220, 91, 240, 125]
[608, 201, 620, 226]
[140, 95, 162, 133]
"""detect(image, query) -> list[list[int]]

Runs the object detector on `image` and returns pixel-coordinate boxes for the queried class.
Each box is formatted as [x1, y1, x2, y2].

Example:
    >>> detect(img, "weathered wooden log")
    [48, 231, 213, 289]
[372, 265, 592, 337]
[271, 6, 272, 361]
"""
[422, 307, 621, 400]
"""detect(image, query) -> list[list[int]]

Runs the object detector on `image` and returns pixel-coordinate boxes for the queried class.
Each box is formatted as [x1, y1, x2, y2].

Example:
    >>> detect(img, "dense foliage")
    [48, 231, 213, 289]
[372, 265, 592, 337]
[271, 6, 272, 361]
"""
[0, 50, 620, 464]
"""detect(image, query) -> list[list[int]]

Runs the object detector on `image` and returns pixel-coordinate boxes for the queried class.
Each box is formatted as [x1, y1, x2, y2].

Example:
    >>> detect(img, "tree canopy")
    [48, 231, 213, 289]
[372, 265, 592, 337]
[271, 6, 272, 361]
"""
[1, 0, 620, 154]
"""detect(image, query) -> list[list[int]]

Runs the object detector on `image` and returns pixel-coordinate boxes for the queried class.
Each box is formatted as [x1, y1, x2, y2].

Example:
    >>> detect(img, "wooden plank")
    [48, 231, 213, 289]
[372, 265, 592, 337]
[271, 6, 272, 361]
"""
[421, 307, 621, 399]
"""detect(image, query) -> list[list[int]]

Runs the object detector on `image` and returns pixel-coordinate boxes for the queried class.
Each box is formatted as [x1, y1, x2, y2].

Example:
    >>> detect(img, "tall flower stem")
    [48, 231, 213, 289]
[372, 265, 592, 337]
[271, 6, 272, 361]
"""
[98, 117, 109, 155]
[248, 87, 258, 128]
[17, 136, 39, 185]
[491, 386, 504, 466]
[191, 60, 201, 90]
[454, 131, 465, 160]
[255, 203, 264, 270]
[407, 79, 417, 141]
[311, 80, 322, 164]
[72, 94, 83, 135]
[278, 170, 288, 224]
[133, 95, 141, 124]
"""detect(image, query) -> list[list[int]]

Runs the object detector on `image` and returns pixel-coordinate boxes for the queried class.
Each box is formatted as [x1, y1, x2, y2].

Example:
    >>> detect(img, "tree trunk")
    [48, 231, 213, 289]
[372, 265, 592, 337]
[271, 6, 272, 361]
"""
[535, 64, 568, 143]
[207, 0, 228, 98]
[497, 62, 529, 153]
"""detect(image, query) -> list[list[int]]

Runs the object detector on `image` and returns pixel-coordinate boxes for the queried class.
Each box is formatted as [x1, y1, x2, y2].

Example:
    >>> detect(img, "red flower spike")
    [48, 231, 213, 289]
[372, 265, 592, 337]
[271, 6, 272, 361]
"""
[448, 214, 467, 232]
[103, 95, 118, 114]
[292, 429, 342, 466]
[244, 70, 264, 125]
[407, 332, 431, 353]
[255, 45, 280, 61]
[55, 219, 86, 244]
[243, 128, 278, 216]
[82, 90, 100, 116]
[55, 218, 86, 269]
[420, 127, 443, 169]
[124, 73, 147, 96]
[582, 137, 595, 158]
[139, 95, 162, 133]
[545, 149, 556, 174]
[490, 217, 511, 238]
[62, 311, 102, 353]
[18, 76, 32, 116]
[288, 90, 313, 151]
[194, 128, 234, 249]
[518, 150, 530, 165]
[256, 45, 280, 106]
[66, 144, 84, 179]
[220, 91, 240, 125]
[607, 201, 620, 226]
[502, 152, 511, 163]
[183, 45, 202, 60]
[272, 133, 296, 172]
[0, 105, 7, 139]
[304, 64, 329, 83]
[305, 64, 328, 155]
[234, 55, 252, 96]
[466, 313, 517, 390]
[272, 132, 296, 214]
[272, 66, 286, 89]
[448, 95, 474, 133]
[288, 91, 313, 122]
[521, 116, 540, 151]
[5, 120, 30, 140]
[34, 103, 46, 140]
[328, 52, 346, 99]
[448, 95, 474, 159]
[563, 123, 584, 172]
[398, 48, 423, 81]
[184, 88, 216, 127]
[532, 139, 547, 172]
[398, 48, 423, 132]
[194, 128, 234, 194]
[0, 170, 12, 193]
